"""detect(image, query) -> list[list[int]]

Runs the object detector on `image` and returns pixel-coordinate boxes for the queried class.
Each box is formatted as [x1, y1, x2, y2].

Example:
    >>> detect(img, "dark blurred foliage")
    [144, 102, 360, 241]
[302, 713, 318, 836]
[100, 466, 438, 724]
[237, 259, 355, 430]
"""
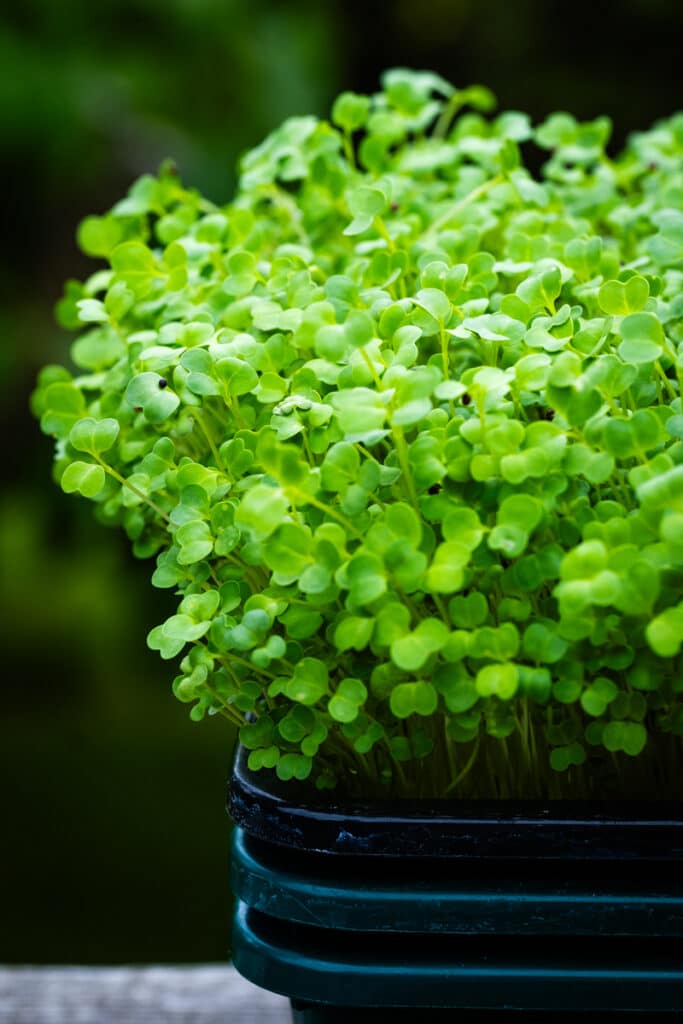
[2, 0, 682, 963]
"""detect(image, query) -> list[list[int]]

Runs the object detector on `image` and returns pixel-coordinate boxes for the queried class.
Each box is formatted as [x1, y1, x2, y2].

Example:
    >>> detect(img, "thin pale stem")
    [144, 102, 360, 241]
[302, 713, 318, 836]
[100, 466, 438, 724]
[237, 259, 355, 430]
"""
[97, 459, 170, 523]
[194, 409, 225, 471]
[421, 174, 504, 242]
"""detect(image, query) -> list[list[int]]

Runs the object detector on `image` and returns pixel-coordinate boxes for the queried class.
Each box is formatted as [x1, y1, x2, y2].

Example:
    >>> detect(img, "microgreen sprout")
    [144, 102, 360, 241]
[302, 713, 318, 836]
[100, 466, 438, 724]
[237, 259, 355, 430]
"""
[33, 70, 683, 798]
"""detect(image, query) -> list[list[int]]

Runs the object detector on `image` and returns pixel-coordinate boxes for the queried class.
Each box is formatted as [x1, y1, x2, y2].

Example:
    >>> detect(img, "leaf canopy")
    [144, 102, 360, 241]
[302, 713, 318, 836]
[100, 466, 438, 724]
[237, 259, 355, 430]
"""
[33, 70, 683, 799]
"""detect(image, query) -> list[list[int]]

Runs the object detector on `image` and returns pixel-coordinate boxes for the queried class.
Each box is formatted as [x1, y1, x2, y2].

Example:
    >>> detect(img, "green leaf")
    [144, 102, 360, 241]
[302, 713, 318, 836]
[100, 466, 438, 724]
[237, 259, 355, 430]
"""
[71, 328, 125, 372]
[223, 250, 258, 296]
[391, 618, 449, 671]
[550, 743, 586, 771]
[434, 665, 480, 713]
[125, 372, 180, 423]
[334, 616, 374, 652]
[321, 442, 360, 492]
[332, 91, 371, 133]
[603, 721, 647, 757]
[517, 266, 561, 311]
[105, 281, 136, 322]
[236, 484, 289, 540]
[147, 625, 185, 661]
[330, 387, 388, 440]
[488, 493, 542, 557]
[176, 520, 213, 565]
[240, 717, 275, 751]
[426, 542, 470, 593]
[499, 138, 520, 173]
[277, 753, 312, 781]
[448, 592, 488, 629]
[517, 666, 551, 703]
[345, 310, 376, 350]
[374, 602, 411, 647]
[180, 590, 220, 621]
[215, 358, 259, 396]
[285, 658, 329, 706]
[77, 215, 124, 258]
[61, 461, 106, 498]
[580, 677, 618, 717]
[598, 276, 649, 315]
[414, 288, 451, 326]
[40, 382, 86, 438]
[469, 623, 520, 661]
[69, 417, 119, 455]
[76, 299, 108, 324]
[553, 677, 582, 703]
[345, 553, 387, 605]
[497, 493, 543, 532]
[617, 312, 664, 364]
[278, 706, 314, 743]
[163, 613, 212, 642]
[390, 681, 438, 718]
[111, 241, 158, 298]
[247, 747, 280, 772]
[263, 523, 312, 578]
[344, 186, 387, 235]
[564, 444, 615, 484]
[646, 604, 683, 657]
[636, 464, 683, 510]
[475, 662, 519, 700]
[488, 523, 528, 558]
[328, 678, 368, 723]
[522, 622, 568, 664]
[442, 507, 484, 550]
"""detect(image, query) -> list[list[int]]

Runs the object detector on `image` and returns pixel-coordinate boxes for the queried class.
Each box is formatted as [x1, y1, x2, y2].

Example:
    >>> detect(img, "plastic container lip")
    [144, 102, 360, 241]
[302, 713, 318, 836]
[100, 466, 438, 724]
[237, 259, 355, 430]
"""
[228, 744, 683, 859]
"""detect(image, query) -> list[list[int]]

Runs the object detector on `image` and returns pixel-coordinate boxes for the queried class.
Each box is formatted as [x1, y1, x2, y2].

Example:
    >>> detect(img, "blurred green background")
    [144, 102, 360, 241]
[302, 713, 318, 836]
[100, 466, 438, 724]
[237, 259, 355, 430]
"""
[3, 0, 683, 964]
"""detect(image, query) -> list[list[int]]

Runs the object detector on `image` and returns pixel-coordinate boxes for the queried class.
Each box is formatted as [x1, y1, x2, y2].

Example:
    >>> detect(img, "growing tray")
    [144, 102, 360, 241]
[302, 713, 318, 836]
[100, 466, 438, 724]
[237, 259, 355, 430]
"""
[231, 826, 683, 935]
[228, 744, 683, 860]
[232, 901, 683, 1013]
[229, 745, 683, 1014]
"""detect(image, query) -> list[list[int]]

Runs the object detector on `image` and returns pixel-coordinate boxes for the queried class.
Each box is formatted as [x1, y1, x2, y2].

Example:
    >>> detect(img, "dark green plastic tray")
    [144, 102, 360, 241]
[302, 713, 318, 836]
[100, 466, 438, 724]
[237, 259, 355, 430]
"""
[228, 746, 683, 1015]
[232, 900, 683, 1012]
[231, 827, 683, 936]
[228, 744, 683, 860]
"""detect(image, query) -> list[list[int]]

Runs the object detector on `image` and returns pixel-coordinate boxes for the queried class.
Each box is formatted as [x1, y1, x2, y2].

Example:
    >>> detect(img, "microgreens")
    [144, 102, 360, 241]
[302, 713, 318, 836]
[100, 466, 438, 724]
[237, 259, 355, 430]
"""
[33, 69, 683, 798]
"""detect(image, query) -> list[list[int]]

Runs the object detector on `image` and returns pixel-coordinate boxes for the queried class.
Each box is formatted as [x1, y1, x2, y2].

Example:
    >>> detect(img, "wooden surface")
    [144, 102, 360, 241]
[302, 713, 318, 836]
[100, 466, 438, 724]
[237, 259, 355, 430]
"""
[0, 966, 291, 1023]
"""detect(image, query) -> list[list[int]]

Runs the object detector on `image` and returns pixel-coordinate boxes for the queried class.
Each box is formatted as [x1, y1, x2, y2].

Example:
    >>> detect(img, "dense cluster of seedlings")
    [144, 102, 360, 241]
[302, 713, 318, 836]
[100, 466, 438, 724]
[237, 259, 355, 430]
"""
[34, 70, 683, 797]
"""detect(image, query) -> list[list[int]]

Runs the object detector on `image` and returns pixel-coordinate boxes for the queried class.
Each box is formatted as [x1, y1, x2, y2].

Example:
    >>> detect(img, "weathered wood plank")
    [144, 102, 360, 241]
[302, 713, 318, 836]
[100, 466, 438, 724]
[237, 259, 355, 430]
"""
[0, 966, 291, 1023]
